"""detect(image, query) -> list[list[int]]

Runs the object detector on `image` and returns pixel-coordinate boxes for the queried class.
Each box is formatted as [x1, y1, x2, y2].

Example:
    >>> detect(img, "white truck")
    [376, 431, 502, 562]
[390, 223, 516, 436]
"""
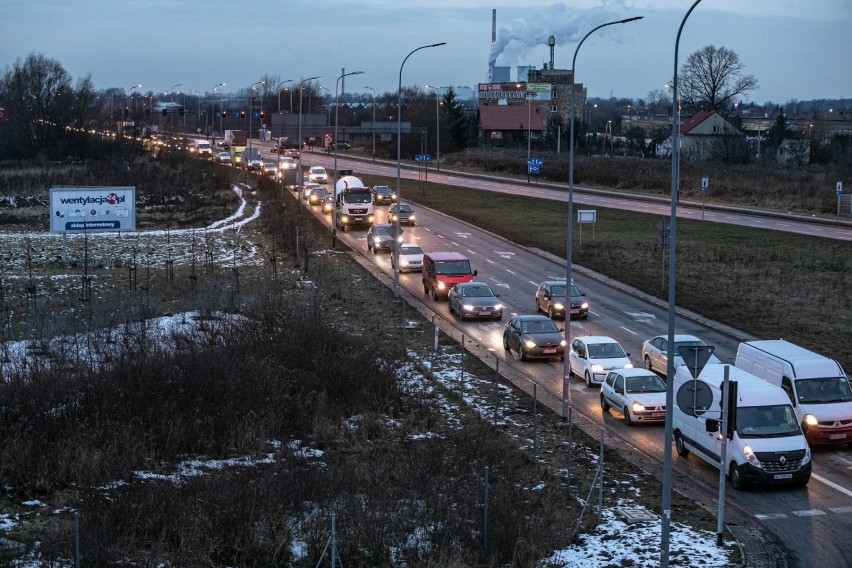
[735, 339, 852, 446]
[188, 139, 212, 157]
[334, 173, 374, 231]
[672, 363, 811, 489]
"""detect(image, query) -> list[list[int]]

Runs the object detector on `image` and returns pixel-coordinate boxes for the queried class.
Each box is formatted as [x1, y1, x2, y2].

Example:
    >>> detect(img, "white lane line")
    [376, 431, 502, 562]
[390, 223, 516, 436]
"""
[755, 513, 788, 520]
[505, 268, 516, 275]
[437, 234, 445, 239]
[528, 280, 539, 287]
[812, 472, 852, 498]
[589, 310, 601, 317]
[621, 326, 639, 336]
[792, 510, 827, 517]
[451, 241, 460, 246]
[829, 506, 852, 514]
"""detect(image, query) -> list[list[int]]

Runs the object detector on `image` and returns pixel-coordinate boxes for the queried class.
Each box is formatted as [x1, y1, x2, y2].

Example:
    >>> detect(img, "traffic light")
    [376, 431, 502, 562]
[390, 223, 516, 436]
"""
[222, 111, 228, 118]
[162, 109, 168, 116]
[240, 110, 246, 118]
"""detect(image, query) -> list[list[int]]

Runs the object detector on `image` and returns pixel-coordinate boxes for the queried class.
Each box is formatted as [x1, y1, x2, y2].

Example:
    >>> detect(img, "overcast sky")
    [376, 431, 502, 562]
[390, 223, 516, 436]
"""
[2, 0, 850, 104]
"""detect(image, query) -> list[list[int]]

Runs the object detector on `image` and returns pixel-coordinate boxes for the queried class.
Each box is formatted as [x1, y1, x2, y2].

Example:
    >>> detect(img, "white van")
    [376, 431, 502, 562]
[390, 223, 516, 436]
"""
[672, 363, 811, 489]
[735, 339, 852, 446]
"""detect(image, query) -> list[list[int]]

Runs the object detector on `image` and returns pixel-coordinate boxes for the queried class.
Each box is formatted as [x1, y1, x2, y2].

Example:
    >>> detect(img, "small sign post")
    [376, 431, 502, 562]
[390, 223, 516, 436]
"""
[700, 176, 709, 220]
[837, 180, 844, 215]
[577, 209, 596, 245]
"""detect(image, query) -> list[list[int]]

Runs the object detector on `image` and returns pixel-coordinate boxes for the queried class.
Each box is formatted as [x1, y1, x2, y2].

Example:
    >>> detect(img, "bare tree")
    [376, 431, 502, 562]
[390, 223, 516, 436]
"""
[679, 45, 758, 113]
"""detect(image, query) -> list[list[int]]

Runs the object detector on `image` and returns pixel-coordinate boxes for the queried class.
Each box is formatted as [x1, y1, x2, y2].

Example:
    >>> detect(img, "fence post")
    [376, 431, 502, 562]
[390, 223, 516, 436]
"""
[533, 383, 538, 461]
[482, 465, 489, 564]
[566, 406, 573, 495]
[598, 428, 604, 524]
[73, 511, 80, 568]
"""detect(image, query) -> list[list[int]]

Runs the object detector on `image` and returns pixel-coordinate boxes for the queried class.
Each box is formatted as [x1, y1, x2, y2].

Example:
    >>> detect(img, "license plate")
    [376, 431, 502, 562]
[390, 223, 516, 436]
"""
[651, 413, 665, 418]
[477, 311, 491, 315]
[571, 309, 580, 314]
[353, 216, 364, 222]
[543, 348, 557, 354]
[774, 473, 793, 480]
[829, 433, 847, 440]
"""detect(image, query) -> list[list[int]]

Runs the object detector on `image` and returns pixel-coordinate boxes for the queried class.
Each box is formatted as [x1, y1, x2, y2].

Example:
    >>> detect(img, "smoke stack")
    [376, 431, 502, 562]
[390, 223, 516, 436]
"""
[548, 35, 555, 70]
[487, 9, 497, 82]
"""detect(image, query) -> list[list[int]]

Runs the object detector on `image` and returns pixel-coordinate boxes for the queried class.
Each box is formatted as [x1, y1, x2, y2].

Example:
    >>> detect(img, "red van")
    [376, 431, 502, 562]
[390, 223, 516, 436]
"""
[422, 252, 477, 301]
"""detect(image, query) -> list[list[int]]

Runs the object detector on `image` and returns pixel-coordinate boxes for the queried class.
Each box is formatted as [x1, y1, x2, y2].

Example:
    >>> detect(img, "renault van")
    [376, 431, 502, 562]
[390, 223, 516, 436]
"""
[672, 363, 811, 489]
[735, 339, 852, 446]
[422, 252, 476, 301]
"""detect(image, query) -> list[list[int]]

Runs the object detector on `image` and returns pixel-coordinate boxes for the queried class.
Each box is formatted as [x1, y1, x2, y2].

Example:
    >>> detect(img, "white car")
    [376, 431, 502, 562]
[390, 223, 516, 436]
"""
[600, 368, 668, 425]
[307, 166, 328, 184]
[391, 243, 424, 272]
[278, 157, 297, 170]
[641, 334, 721, 376]
[216, 151, 231, 164]
[569, 335, 633, 387]
[262, 162, 277, 177]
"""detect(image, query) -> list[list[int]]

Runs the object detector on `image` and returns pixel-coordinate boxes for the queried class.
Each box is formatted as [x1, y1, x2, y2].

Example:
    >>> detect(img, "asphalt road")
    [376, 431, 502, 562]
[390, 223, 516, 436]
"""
[268, 146, 852, 567]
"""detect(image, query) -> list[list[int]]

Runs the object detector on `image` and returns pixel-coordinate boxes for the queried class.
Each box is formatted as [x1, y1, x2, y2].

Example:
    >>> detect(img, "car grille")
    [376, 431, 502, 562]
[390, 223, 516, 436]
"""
[754, 450, 806, 473]
[350, 208, 369, 214]
[817, 418, 852, 428]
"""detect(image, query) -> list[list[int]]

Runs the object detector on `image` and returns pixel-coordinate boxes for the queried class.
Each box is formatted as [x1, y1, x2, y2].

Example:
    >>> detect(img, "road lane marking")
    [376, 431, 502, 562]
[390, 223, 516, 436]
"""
[755, 513, 788, 520]
[485, 258, 495, 264]
[792, 510, 826, 517]
[504, 268, 516, 275]
[812, 472, 852, 498]
[829, 506, 852, 514]
[621, 326, 639, 336]
[528, 280, 539, 287]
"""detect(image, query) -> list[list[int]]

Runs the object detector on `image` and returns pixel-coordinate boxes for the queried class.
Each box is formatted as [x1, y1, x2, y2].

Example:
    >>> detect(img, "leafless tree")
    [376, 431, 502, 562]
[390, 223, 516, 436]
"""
[679, 45, 758, 113]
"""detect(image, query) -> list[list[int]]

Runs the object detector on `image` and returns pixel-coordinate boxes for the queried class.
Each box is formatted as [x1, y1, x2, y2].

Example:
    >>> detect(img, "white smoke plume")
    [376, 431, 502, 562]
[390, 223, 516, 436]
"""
[487, 1, 628, 73]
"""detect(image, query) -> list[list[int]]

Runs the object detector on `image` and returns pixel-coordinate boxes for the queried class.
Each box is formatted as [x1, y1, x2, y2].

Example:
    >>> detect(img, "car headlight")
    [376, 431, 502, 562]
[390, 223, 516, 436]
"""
[400, 259, 409, 267]
[560, 340, 567, 347]
[624, 363, 634, 369]
[803, 414, 818, 427]
[591, 364, 604, 373]
[409, 214, 415, 220]
[437, 282, 446, 290]
[553, 302, 565, 310]
[631, 402, 646, 412]
[341, 215, 349, 223]
[462, 303, 475, 311]
[802, 447, 811, 465]
[494, 304, 503, 310]
[743, 444, 761, 468]
[581, 302, 589, 309]
[524, 339, 537, 349]
[373, 237, 382, 245]
[368, 215, 374, 223]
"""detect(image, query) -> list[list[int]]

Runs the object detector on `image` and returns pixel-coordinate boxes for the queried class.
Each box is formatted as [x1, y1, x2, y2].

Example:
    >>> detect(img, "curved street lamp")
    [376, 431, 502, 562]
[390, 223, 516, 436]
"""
[363, 86, 377, 161]
[298, 76, 322, 168]
[661, 3, 703, 565]
[170, 83, 183, 131]
[277, 79, 293, 138]
[424, 85, 443, 171]
[127, 84, 142, 114]
[212, 82, 225, 137]
[395, 42, 447, 297]
[248, 81, 266, 155]
[559, 12, 642, 532]
[332, 71, 364, 247]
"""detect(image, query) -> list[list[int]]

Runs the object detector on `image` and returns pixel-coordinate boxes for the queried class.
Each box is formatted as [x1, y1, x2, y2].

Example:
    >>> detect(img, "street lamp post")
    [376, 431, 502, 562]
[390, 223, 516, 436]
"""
[364, 86, 377, 161]
[662, 4, 703, 566]
[425, 85, 442, 172]
[277, 79, 293, 138]
[333, 71, 364, 247]
[394, 42, 447, 297]
[127, 84, 141, 119]
[170, 83, 183, 131]
[212, 82, 225, 139]
[248, 80, 266, 156]
[318, 86, 331, 133]
[190, 90, 201, 132]
[298, 76, 321, 167]
[560, 12, 642, 525]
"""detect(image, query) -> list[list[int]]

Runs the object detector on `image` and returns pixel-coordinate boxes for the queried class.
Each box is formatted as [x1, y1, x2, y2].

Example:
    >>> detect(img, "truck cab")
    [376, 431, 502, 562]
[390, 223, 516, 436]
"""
[334, 175, 374, 231]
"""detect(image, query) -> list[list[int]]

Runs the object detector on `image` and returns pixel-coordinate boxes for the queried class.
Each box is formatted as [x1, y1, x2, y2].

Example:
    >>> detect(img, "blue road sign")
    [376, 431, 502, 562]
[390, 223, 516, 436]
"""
[836, 180, 843, 196]
[527, 157, 543, 174]
[415, 154, 432, 162]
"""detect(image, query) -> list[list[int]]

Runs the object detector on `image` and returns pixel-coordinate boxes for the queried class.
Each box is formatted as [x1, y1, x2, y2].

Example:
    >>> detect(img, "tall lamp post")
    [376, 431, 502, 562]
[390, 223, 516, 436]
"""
[318, 86, 331, 134]
[212, 82, 225, 138]
[248, 80, 266, 155]
[364, 86, 377, 161]
[394, 42, 446, 297]
[661, 3, 703, 566]
[425, 85, 443, 171]
[332, 71, 364, 246]
[298, 76, 321, 166]
[170, 83, 183, 131]
[277, 79, 293, 138]
[190, 89, 201, 132]
[127, 84, 141, 114]
[560, 12, 642, 525]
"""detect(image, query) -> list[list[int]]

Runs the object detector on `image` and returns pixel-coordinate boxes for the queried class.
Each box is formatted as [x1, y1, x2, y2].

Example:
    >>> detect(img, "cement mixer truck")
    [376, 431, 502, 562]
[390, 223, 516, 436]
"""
[334, 171, 374, 231]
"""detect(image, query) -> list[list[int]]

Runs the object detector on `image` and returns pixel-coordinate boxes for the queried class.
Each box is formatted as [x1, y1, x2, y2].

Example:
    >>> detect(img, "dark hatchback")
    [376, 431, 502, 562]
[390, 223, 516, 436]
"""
[502, 314, 566, 361]
[534, 280, 589, 320]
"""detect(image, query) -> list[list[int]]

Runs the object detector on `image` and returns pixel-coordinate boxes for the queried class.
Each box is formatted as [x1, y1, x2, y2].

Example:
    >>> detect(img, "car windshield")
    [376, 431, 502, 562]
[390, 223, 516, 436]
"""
[310, 167, 325, 174]
[626, 374, 667, 393]
[434, 260, 471, 275]
[374, 226, 391, 236]
[737, 404, 802, 438]
[796, 377, 852, 404]
[550, 285, 567, 297]
[588, 342, 627, 359]
[344, 192, 372, 203]
[461, 285, 494, 298]
[312, 189, 329, 198]
[399, 246, 423, 255]
[396, 204, 412, 213]
[376, 186, 392, 195]
[521, 320, 559, 334]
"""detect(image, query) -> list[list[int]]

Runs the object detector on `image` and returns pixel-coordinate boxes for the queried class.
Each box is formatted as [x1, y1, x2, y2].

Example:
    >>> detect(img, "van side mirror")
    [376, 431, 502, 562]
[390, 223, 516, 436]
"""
[473, 269, 478, 276]
[705, 418, 719, 433]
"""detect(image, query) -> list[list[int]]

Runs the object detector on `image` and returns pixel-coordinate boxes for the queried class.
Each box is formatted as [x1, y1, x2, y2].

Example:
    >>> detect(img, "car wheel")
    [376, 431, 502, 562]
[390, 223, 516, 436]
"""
[423, 283, 429, 296]
[502, 336, 509, 351]
[430, 287, 437, 301]
[518, 345, 527, 361]
[729, 463, 747, 490]
[623, 406, 633, 426]
[644, 355, 654, 372]
[674, 431, 690, 457]
[600, 395, 610, 412]
[548, 306, 555, 319]
[585, 371, 593, 388]
[535, 300, 541, 313]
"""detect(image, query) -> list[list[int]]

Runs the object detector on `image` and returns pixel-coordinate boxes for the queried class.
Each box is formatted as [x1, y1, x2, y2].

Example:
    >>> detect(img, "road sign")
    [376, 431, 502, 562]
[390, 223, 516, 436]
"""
[527, 157, 543, 174]
[677, 345, 716, 379]
[701, 176, 709, 193]
[837, 180, 843, 196]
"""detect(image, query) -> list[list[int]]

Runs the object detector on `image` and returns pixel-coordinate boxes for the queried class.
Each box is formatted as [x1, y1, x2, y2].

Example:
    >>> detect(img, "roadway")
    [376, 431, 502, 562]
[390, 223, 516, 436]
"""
[264, 145, 852, 567]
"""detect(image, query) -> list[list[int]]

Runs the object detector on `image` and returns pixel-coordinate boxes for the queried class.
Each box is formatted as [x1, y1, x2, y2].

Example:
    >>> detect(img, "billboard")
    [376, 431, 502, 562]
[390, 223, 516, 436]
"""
[49, 186, 136, 233]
